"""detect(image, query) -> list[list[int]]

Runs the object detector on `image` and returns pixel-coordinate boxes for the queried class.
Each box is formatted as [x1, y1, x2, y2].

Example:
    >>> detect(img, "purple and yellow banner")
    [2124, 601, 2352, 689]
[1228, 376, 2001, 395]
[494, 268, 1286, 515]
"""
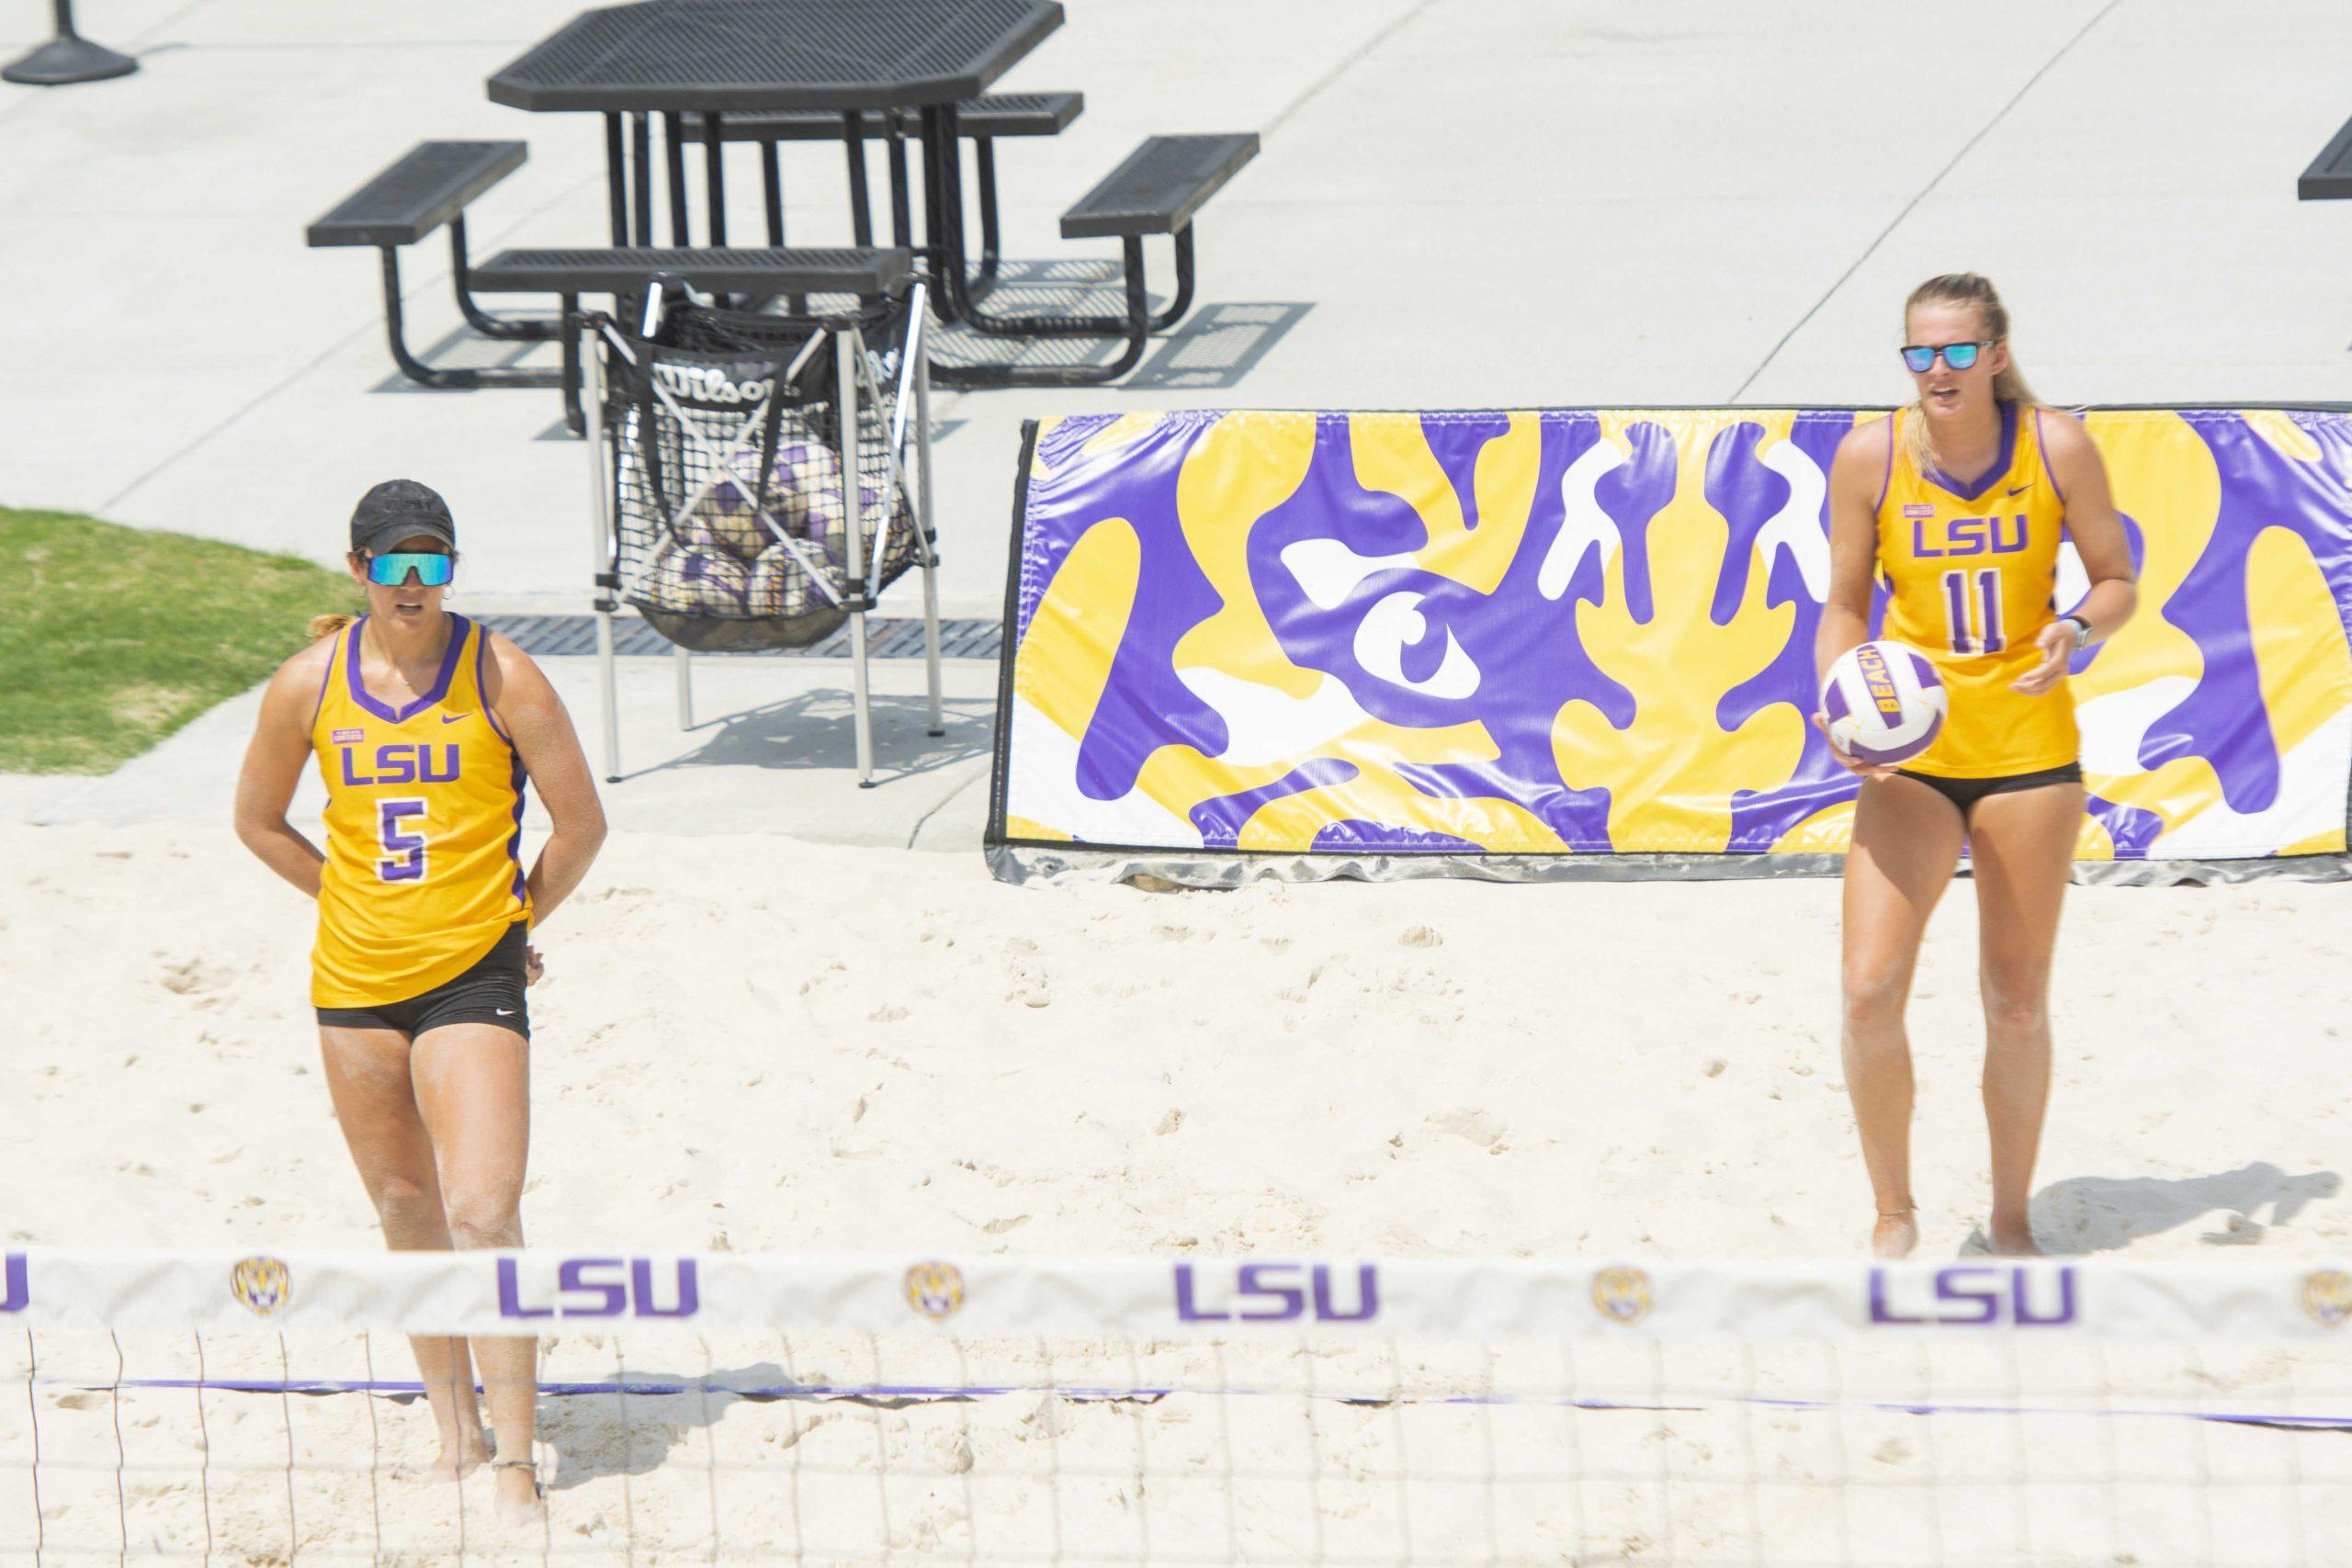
[988, 409, 2352, 883]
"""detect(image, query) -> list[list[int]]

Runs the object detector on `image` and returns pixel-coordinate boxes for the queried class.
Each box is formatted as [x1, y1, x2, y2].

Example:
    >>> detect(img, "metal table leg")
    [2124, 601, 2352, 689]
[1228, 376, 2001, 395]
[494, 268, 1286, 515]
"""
[662, 111, 690, 245]
[605, 112, 629, 245]
[932, 117, 1188, 338]
[916, 105, 963, 321]
[974, 138, 1004, 282]
[450, 216, 560, 343]
[842, 109, 875, 248]
[915, 107, 949, 307]
[702, 110, 727, 245]
[560, 294, 583, 434]
[887, 120, 913, 249]
[761, 141, 785, 245]
[630, 114, 653, 247]
[376, 248, 560, 391]
[911, 104, 1165, 388]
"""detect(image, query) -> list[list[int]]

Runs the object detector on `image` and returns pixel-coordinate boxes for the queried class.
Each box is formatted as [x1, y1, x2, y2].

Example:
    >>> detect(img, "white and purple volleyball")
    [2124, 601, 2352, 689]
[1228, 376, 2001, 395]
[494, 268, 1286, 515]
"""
[798, 464, 911, 574]
[687, 452, 757, 555]
[669, 504, 737, 558]
[1821, 640, 1946, 766]
[761, 436, 845, 536]
[689, 442, 822, 559]
[645, 539, 753, 615]
[747, 542, 817, 619]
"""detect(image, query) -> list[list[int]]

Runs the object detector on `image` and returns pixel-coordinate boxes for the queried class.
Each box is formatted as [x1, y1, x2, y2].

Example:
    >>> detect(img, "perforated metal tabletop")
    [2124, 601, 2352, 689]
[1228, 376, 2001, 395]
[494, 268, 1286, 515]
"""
[489, 0, 1064, 114]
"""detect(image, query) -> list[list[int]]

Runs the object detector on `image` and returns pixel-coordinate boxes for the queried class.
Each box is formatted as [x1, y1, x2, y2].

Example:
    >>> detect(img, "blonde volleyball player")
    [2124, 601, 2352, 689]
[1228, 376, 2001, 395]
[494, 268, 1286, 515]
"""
[232, 480, 606, 1520]
[1817, 276, 2136, 1260]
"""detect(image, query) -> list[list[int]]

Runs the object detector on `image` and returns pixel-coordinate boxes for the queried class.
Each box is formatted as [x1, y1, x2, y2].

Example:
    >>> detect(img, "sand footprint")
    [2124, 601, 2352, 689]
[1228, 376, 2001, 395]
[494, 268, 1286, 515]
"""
[1425, 1107, 1506, 1149]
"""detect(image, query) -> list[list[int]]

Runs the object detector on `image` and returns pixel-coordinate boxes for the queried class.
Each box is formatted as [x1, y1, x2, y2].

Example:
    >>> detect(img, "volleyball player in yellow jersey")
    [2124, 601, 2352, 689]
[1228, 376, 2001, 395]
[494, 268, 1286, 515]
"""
[232, 481, 606, 1522]
[1818, 276, 2137, 1260]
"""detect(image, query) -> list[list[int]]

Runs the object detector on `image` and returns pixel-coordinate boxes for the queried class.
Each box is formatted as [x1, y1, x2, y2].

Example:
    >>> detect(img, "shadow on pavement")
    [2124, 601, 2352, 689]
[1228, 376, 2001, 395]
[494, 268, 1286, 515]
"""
[626, 691, 995, 785]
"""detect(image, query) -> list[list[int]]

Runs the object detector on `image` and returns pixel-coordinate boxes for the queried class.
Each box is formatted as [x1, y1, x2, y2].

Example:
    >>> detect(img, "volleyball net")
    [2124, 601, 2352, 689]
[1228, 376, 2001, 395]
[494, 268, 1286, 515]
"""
[5, 1248, 2347, 1565]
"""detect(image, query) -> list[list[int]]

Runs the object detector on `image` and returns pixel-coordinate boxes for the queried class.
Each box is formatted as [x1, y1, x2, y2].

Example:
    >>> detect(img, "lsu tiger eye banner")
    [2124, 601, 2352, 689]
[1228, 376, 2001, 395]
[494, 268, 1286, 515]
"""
[986, 409, 2352, 884]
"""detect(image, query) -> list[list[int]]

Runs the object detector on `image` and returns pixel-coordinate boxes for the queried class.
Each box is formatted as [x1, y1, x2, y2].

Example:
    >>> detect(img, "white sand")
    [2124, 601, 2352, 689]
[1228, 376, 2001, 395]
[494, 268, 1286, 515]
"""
[2, 820, 2347, 1563]
[6, 821, 2345, 1261]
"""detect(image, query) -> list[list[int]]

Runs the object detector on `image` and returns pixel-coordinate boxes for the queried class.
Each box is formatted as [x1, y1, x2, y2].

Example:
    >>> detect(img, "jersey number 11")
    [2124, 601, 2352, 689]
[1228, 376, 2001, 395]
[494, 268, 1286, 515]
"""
[1941, 569, 2006, 655]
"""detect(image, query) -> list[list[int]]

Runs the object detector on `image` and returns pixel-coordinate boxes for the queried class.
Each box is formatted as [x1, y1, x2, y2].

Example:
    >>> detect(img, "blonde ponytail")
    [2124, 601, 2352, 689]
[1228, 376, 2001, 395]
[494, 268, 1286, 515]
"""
[308, 612, 357, 643]
[1901, 272, 2038, 476]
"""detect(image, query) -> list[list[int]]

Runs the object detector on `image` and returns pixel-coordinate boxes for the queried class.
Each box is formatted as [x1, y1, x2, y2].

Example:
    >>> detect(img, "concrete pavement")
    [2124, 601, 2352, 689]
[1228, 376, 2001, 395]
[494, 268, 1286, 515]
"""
[6, 0, 2352, 845]
[1, 649, 1001, 848]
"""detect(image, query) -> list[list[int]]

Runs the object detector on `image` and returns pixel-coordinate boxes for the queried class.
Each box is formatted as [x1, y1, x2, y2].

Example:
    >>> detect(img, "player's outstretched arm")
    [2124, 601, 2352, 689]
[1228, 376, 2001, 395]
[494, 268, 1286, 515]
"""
[2015, 411, 2138, 695]
[232, 639, 334, 897]
[482, 630, 606, 931]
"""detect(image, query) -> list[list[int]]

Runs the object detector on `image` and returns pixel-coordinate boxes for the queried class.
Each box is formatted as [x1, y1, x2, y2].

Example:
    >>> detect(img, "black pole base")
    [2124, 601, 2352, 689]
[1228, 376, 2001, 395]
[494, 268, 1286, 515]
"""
[3, 34, 138, 85]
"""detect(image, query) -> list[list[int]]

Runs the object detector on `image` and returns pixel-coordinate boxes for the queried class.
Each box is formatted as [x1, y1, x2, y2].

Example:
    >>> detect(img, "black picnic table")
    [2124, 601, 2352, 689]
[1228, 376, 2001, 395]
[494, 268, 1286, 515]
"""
[487, 0, 1062, 324]
[2301, 114, 2352, 201]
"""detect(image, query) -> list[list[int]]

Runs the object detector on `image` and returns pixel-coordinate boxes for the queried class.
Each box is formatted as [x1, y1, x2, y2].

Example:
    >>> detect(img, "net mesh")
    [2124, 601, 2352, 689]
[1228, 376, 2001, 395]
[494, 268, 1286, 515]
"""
[601, 297, 922, 655]
[5, 1252, 2348, 1565]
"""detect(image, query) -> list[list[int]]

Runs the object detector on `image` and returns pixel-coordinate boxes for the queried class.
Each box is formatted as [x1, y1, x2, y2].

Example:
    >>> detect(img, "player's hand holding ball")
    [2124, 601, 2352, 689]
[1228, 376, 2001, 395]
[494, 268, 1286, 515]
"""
[1816, 640, 1947, 780]
[1814, 712, 1898, 779]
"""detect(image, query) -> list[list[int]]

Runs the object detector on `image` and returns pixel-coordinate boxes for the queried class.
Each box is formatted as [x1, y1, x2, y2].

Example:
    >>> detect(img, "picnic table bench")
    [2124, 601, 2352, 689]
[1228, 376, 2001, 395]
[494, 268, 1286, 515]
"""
[309, 0, 1267, 412]
[305, 141, 562, 394]
[933, 131, 1258, 383]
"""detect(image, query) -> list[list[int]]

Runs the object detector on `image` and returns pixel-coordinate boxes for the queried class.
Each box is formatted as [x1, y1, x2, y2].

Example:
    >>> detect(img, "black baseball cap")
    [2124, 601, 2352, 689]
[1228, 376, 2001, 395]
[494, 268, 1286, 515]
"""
[349, 479, 457, 555]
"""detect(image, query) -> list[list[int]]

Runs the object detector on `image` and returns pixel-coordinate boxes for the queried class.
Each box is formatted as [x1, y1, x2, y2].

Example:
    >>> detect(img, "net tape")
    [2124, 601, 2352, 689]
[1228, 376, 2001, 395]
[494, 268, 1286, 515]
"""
[6, 1252, 2349, 1566]
[6, 1249, 2348, 1340]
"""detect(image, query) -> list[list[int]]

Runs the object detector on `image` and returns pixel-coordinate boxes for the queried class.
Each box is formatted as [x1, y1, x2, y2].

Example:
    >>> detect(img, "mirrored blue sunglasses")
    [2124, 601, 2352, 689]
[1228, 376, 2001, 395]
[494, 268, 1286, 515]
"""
[1900, 340, 1995, 374]
[365, 551, 454, 588]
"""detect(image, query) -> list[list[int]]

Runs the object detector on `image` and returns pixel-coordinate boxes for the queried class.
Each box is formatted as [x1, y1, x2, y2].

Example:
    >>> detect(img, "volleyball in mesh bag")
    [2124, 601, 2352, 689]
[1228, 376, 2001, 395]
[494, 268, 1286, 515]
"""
[642, 538, 753, 614]
[747, 542, 819, 619]
[687, 440, 830, 560]
[1820, 639, 1946, 766]
[797, 454, 912, 574]
[675, 410, 823, 553]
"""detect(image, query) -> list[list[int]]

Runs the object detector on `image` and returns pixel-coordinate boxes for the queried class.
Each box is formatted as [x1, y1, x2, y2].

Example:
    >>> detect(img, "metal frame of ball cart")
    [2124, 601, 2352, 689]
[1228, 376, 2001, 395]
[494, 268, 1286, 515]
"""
[582, 281, 945, 788]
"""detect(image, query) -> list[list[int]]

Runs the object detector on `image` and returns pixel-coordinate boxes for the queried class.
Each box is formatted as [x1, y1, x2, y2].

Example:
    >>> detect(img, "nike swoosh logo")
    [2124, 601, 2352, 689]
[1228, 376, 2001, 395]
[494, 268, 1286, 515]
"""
[494, 1008, 516, 1017]
[441, 712, 469, 724]
[2005, 484, 2028, 496]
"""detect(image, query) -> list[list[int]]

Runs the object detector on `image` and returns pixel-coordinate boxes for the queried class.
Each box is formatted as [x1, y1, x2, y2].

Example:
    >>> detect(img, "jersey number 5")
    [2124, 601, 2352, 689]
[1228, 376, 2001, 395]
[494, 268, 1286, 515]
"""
[377, 798, 428, 883]
[1940, 569, 2007, 655]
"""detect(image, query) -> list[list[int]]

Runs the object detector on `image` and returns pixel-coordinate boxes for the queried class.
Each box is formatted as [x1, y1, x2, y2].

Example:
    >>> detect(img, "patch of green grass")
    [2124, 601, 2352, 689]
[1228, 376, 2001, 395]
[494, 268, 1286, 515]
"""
[0, 507, 360, 773]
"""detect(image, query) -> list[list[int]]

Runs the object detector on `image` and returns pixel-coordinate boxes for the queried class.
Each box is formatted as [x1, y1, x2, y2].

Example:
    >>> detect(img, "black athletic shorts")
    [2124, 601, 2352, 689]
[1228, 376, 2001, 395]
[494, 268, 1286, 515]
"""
[1894, 762, 2084, 818]
[315, 921, 530, 1039]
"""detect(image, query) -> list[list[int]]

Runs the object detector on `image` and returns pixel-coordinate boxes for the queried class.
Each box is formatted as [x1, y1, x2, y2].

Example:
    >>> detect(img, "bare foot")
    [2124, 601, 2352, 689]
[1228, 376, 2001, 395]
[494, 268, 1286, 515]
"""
[398, 1431, 490, 1483]
[492, 1460, 544, 1528]
[1985, 1217, 2042, 1257]
[1871, 1209, 1918, 1259]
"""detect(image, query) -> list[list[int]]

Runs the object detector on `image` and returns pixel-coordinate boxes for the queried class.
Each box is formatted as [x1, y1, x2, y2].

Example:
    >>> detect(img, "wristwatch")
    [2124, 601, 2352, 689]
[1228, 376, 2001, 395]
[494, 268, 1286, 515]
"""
[2062, 615, 2093, 649]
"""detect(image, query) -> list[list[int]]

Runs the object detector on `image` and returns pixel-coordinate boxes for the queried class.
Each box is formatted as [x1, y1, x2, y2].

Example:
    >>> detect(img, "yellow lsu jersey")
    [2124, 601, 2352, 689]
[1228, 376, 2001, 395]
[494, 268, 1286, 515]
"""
[309, 615, 532, 1007]
[1873, 401, 2079, 778]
